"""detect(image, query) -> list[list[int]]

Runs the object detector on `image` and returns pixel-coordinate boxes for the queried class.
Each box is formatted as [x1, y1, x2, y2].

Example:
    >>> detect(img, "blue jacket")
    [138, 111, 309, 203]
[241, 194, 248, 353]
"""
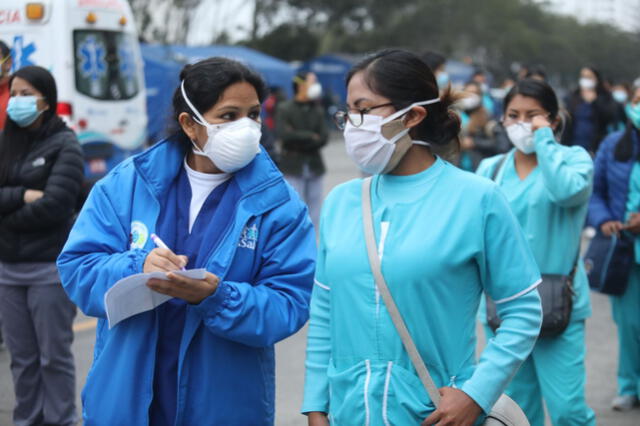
[589, 130, 639, 227]
[57, 139, 316, 425]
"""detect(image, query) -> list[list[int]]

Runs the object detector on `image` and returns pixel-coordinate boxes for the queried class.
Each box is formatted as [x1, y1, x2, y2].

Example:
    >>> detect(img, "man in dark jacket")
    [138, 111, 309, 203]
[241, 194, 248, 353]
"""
[276, 72, 328, 231]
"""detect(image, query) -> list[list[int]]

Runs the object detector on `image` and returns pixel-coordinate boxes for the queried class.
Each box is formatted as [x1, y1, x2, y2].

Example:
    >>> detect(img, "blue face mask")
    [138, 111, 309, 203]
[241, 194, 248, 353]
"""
[436, 72, 450, 88]
[626, 103, 640, 129]
[6, 96, 44, 127]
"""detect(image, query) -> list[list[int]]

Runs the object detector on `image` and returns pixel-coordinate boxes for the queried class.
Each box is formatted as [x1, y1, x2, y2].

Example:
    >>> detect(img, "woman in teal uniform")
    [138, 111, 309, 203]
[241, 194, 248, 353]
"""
[302, 49, 543, 426]
[593, 82, 640, 411]
[477, 79, 595, 425]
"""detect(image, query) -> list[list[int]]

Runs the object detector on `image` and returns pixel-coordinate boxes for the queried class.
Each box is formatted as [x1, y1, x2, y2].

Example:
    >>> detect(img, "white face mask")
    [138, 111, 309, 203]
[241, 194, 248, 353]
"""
[579, 78, 596, 90]
[459, 94, 481, 111]
[181, 81, 261, 173]
[612, 90, 628, 104]
[344, 99, 439, 175]
[506, 121, 535, 154]
[307, 82, 322, 100]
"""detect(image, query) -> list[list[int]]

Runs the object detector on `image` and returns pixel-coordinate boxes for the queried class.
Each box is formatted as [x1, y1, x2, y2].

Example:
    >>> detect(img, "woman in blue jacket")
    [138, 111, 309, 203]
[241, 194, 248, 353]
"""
[589, 82, 640, 411]
[57, 58, 316, 425]
[303, 49, 542, 426]
[477, 79, 595, 425]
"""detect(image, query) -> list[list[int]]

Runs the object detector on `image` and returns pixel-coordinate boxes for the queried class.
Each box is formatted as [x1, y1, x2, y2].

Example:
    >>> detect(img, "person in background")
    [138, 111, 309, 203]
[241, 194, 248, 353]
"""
[477, 79, 595, 425]
[0, 40, 10, 348]
[303, 49, 542, 426]
[57, 57, 316, 424]
[525, 64, 547, 82]
[611, 82, 631, 132]
[492, 77, 516, 118]
[421, 50, 450, 90]
[457, 81, 501, 171]
[471, 68, 498, 117]
[0, 40, 12, 129]
[0, 66, 83, 426]
[563, 66, 618, 154]
[589, 81, 640, 412]
[261, 86, 285, 163]
[276, 72, 328, 231]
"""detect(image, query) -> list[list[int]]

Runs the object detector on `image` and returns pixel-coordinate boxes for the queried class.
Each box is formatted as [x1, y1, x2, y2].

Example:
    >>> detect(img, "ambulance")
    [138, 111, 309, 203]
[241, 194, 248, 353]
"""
[0, 0, 148, 191]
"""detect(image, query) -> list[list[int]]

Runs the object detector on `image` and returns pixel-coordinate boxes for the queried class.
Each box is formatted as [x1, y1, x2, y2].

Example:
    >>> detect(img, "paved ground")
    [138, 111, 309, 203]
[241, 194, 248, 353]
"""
[0, 135, 638, 425]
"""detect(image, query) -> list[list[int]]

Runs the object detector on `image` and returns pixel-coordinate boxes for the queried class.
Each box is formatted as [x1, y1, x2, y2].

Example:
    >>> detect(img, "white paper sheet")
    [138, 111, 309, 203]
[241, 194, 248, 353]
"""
[104, 269, 207, 329]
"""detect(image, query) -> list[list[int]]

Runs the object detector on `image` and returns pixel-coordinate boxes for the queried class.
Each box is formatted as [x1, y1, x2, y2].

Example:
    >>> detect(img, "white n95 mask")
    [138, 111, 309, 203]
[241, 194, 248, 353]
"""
[506, 121, 535, 154]
[344, 99, 439, 175]
[181, 81, 261, 173]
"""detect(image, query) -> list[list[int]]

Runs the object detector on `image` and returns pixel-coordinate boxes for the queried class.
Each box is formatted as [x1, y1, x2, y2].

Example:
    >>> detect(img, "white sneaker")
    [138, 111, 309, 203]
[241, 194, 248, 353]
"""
[611, 395, 639, 411]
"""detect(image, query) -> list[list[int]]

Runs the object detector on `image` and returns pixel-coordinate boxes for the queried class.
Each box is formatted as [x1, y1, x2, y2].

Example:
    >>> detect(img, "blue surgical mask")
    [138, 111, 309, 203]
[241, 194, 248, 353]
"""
[7, 96, 44, 127]
[626, 103, 640, 129]
[436, 72, 450, 88]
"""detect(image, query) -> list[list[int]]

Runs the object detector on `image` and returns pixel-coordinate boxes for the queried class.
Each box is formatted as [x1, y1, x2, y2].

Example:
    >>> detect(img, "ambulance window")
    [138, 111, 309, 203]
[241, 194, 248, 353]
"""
[74, 30, 140, 101]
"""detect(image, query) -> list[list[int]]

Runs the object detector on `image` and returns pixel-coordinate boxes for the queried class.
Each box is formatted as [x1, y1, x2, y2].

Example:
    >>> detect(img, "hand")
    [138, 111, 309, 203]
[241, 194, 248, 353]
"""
[623, 213, 640, 234]
[307, 412, 329, 426]
[531, 115, 551, 132]
[601, 220, 625, 237]
[461, 136, 475, 150]
[143, 248, 188, 273]
[422, 387, 483, 426]
[23, 189, 44, 204]
[147, 271, 220, 304]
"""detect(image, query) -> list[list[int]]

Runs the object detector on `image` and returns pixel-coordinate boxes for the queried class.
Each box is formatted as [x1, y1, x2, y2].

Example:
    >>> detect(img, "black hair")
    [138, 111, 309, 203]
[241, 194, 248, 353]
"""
[503, 79, 559, 119]
[420, 51, 446, 73]
[346, 49, 460, 148]
[614, 85, 640, 162]
[170, 57, 267, 146]
[0, 40, 9, 58]
[292, 71, 308, 96]
[525, 64, 547, 81]
[0, 66, 58, 185]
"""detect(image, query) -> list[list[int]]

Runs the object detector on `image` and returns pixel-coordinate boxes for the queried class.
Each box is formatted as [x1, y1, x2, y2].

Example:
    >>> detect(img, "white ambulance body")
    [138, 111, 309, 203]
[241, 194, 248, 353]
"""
[0, 0, 147, 181]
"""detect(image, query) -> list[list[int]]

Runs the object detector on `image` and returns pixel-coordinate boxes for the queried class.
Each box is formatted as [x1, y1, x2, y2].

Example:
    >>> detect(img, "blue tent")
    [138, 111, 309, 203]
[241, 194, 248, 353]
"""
[300, 54, 360, 105]
[141, 44, 296, 142]
[141, 48, 183, 143]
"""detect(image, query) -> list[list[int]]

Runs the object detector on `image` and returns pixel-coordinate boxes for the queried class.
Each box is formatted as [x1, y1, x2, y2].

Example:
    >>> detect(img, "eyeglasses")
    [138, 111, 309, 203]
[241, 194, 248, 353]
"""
[333, 102, 395, 130]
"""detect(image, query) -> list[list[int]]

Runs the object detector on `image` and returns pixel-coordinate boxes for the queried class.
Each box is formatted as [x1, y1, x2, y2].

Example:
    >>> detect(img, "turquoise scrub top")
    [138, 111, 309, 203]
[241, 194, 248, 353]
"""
[625, 162, 640, 263]
[477, 127, 594, 321]
[303, 157, 542, 424]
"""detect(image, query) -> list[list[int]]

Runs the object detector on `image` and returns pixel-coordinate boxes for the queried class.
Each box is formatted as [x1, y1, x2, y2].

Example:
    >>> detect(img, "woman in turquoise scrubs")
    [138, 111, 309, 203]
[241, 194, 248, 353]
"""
[303, 49, 543, 426]
[596, 82, 640, 411]
[477, 79, 595, 425]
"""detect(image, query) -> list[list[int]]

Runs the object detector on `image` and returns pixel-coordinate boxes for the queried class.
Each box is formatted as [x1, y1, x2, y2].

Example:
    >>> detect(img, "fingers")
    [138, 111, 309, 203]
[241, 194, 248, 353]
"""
[144, 248, 188, 273]
[422, 410, 442, 426]
[147, 272, 219, 304]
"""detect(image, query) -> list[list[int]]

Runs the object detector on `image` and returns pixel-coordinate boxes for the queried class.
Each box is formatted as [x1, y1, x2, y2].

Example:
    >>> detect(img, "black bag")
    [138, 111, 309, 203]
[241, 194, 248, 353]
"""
[584, 231, 633, 295]
[485, 155, 575, 338]
[486, 273, 576, 338]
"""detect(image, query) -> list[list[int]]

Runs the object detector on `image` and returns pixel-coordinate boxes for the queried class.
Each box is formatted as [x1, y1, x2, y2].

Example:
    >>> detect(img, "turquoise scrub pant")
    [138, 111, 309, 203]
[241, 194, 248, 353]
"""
[611, 264, 640, 397]
[485, 320, 595, 426]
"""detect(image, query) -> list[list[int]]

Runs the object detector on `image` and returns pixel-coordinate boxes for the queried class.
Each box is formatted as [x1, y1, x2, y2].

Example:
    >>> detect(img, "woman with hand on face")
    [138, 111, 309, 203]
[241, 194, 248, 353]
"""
[477, 79, 595, 425]
[563, 66, 618, 154]
[303, 49, 542, 426]
[0, 66, 83, 426]
[57, 58, 316, 425]
[589, 81, 640, 412]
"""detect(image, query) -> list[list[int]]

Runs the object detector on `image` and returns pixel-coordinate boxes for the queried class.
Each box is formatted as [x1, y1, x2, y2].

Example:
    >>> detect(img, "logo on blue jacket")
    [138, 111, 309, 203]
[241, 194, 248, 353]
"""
[130, 221, 149, 249]
[238, 223, 258, 250]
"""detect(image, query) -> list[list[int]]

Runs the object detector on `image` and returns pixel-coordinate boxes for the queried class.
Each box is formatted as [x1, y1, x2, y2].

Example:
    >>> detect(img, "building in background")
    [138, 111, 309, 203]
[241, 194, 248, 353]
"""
[533, 0, 640, 33]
